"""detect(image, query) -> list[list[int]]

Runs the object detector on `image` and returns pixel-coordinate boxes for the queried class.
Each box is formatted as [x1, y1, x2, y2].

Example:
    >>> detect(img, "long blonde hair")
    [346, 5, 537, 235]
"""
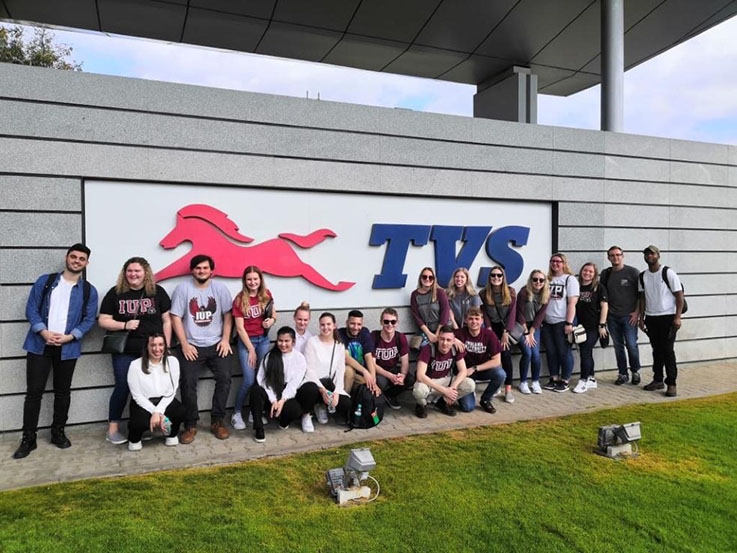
[547, 252, 574, 279]
[446, 267, 478, 300]
[116, 257, 156, 296]
[578, 262, 600, 292]
[416, 266, 439, 302]
[525, 269, 550, 305]
[238, 265, 270, 313]
[482, 265, 512, 306]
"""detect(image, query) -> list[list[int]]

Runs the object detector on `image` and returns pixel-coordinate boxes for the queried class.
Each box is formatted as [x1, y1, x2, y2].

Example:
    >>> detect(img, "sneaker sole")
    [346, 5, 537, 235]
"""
[254, 437, 266, 443]
[105, 437, 128, 445]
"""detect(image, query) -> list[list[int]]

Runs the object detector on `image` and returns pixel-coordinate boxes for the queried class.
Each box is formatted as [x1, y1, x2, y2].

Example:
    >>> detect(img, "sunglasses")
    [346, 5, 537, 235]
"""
[490, 273, 503, 279]
[532, 277, 545, 283]
[382, 319, 398, 325]
[550, 259, 563, 264]
[421, 275, 435, 281]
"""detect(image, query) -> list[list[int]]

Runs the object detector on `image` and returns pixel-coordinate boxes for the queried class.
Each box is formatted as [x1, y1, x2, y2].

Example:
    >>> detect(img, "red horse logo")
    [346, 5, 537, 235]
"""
[155, 204, 355, 291]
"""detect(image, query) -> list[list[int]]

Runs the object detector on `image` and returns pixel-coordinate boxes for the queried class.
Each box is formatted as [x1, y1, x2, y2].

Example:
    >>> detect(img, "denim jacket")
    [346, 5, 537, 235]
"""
[23, 273, 99, 360]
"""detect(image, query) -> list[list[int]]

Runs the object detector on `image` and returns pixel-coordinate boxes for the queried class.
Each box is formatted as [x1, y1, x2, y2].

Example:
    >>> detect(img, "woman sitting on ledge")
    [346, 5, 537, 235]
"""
[126, 333, 184, 451]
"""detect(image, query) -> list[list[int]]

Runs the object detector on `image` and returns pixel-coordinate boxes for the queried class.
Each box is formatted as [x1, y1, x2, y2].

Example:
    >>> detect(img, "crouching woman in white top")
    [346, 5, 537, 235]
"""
[126, 332, 184, 451]
[249, 326, 313, 443]
[302, 312, 352, 425]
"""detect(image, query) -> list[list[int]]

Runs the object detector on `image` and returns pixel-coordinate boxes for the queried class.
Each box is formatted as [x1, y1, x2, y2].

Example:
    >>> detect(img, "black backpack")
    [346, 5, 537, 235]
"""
[347, 384, 385, 430]
[639, 266, 688, 314]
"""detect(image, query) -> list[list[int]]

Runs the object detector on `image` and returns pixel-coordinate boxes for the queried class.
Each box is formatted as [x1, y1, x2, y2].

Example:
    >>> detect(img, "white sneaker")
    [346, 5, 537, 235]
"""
[231, 412, 246, 430]
[128, 441, 142, 452]
[572, 379, 588, 394]
[505, 390, 515, 403]
[315, 405, 329, 424]
[494, 389, 504, 398]
[531, 381, 542, 394]
[164, 436, 179, 447]
[518, 381, 531, 395]
[587, 377, 598, 389]
[301, 413, 315, 433]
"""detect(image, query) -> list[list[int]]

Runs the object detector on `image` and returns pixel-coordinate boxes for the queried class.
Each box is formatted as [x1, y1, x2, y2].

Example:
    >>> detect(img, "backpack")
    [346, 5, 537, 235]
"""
[41, 272, 92, 319]
[639, 266, 688, 314]
[347, 384, 385, 430]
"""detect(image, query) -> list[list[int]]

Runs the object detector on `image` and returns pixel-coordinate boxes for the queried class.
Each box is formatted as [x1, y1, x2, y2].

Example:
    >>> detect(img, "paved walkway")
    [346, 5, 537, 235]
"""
[2, 362, 735, 491]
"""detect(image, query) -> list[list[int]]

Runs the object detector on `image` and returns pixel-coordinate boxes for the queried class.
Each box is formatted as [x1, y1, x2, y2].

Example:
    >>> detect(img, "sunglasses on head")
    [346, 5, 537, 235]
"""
[382, 319, 398, 325]
[532, 277, 545, 283]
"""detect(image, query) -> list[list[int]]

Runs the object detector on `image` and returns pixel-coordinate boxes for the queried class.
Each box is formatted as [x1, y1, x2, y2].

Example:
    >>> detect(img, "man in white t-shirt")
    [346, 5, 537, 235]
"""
[14, 244, 99, 459]
[638, 245, 685, 397]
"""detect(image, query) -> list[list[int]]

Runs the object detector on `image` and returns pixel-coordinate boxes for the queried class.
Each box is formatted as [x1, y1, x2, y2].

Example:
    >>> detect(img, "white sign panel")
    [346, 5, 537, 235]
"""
[85, 181, 552, 310]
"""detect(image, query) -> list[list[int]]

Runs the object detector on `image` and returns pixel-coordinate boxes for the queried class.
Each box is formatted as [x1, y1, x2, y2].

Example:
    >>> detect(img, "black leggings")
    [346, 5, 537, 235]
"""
[298, 381, 351, 424]
[491, 321, 514, 386]
[249, 383, 317, 430]
[128, 397, 185, 443]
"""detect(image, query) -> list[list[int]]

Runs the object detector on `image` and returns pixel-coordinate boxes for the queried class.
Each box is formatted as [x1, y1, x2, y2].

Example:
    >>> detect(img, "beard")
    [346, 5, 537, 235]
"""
[66, 261, 84, 274]
[194, 275, 211, 284]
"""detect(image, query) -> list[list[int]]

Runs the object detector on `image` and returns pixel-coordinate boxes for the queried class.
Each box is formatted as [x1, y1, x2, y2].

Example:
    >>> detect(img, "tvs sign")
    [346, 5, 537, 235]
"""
[85, 181, 552, 310]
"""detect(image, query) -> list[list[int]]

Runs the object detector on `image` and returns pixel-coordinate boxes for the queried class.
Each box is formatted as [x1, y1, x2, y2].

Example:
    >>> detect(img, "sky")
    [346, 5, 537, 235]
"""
[2, 15, 736, 145]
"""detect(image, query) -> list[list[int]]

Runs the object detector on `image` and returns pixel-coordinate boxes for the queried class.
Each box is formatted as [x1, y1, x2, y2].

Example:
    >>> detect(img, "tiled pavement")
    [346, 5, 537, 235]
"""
[2, 361, 735, 491]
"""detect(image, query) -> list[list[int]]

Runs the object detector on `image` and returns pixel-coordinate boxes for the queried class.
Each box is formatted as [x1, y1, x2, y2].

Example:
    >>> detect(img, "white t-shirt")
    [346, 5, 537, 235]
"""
[545, 274, 580, 324]
[639, 267, 682, 316]
[47, 277, 75, 334]
[294, 329, 313, 354]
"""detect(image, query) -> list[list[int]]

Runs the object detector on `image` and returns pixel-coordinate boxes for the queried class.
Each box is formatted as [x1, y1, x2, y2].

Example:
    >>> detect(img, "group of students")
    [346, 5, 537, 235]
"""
[13, 242, 682, 458]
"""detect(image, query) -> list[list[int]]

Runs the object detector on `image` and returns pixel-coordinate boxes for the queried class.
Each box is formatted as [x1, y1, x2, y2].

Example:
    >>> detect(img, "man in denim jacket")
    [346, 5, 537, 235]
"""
[13, 243, 98, 459]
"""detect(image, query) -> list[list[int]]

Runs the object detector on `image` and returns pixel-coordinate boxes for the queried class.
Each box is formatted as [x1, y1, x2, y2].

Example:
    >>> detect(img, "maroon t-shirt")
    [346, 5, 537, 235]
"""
[454, 327, 501, 368]
[418, 344, 465, 380]
[371, 330, 409, 371]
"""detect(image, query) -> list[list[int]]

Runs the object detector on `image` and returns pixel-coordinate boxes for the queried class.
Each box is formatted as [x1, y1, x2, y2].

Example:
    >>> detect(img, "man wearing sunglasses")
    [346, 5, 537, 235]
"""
[600, 246, 641, 385]
[372, 308, 414, 409]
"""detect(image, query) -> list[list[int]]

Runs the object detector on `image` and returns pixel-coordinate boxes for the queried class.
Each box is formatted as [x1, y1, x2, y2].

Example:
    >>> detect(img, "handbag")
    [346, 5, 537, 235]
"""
[101, 292, 145, 354]
[409, 334, 424, 350]
[507, 322, 526, 346]
[566, 324, 587, 345]
[262, 298, 274, 337]
[319, 341, 337, 392]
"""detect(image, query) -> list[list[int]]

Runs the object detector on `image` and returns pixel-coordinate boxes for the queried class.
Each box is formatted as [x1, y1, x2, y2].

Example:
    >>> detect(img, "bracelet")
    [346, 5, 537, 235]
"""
[564, 322, 573, 326]
[599, 323, 606, 328]
[524, 331, 530, 335]
[123, 321, 127, 330]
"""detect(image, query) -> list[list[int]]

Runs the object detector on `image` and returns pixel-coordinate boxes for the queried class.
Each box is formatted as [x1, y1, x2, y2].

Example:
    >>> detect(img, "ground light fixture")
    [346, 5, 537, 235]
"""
[326, 448, 381, 505]
[595, 422, 642, 459]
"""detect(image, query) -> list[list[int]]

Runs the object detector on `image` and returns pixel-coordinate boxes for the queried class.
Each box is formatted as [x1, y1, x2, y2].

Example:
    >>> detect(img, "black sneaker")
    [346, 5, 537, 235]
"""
[614, 374, 629, 385]
[254, 428, 266, 443]
[436, 399, 457, 417]
[50, 427, 71, 449]
[384, 395, 402, 410]
[13, 432, 37, 459]
[554, 381, 569, 393]
[480, 399, 496, 414]
[543, 379, 557, 391]
[415, 404, 427, 419]
[631, 372, 641, 385]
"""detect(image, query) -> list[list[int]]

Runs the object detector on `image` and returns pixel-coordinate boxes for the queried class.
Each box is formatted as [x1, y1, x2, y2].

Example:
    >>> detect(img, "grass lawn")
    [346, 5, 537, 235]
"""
[2, 393, 736, 553]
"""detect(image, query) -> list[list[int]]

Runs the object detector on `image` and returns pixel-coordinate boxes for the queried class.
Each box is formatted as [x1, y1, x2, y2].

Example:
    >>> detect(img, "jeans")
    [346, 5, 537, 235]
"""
[178, 344, 232, 427]
[578, 326, 599, 381]
[645, 315, 678, 385]
[541, 322, 574, 381]
[518, 327, 542, 382]
[234, 335, 271, 414]
[128, 397, 185, 443]
[491, 322, 514, 385]
[469, 366, 506, 404]
[22, 346, 77, 432]
[607, 314, 641, 375]
[108, 353, 138, 422]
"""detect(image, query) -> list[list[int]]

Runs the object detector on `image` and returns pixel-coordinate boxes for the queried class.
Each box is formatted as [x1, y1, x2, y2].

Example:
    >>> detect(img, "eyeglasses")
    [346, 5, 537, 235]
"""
[550, 259, 562, 264]
[421, 275, 435, 281]
[532, 277, 545, 283]
[490, 273, 503, 279]
[382, 319, 398, 325]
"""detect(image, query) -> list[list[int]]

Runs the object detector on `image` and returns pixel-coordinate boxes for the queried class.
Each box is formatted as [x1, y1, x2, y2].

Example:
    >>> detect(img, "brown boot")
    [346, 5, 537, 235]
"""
[210, 420, 230, 440]
[180, 427, 197, 444]
[665, 384, 677, 397]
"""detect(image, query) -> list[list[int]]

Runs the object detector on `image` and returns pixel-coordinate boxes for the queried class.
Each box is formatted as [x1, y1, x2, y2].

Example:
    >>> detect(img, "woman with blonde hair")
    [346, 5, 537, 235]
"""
[480, 266, 517, 403]
[99, 256, 172, 445]
[542, 252, 580, 393]
[292, 301, 312, 354]
[572, 263, 609, 393]
[231, 265, 276, 430]
[410, 267, 450, 346]
[446, 267, 482, 329]
[515, 270, 549, 394]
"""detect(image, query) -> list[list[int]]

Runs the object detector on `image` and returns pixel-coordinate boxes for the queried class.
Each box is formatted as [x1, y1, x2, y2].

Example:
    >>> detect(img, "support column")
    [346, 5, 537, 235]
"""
[473, 66, 537, 124]
[601, 0, 624, 131]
